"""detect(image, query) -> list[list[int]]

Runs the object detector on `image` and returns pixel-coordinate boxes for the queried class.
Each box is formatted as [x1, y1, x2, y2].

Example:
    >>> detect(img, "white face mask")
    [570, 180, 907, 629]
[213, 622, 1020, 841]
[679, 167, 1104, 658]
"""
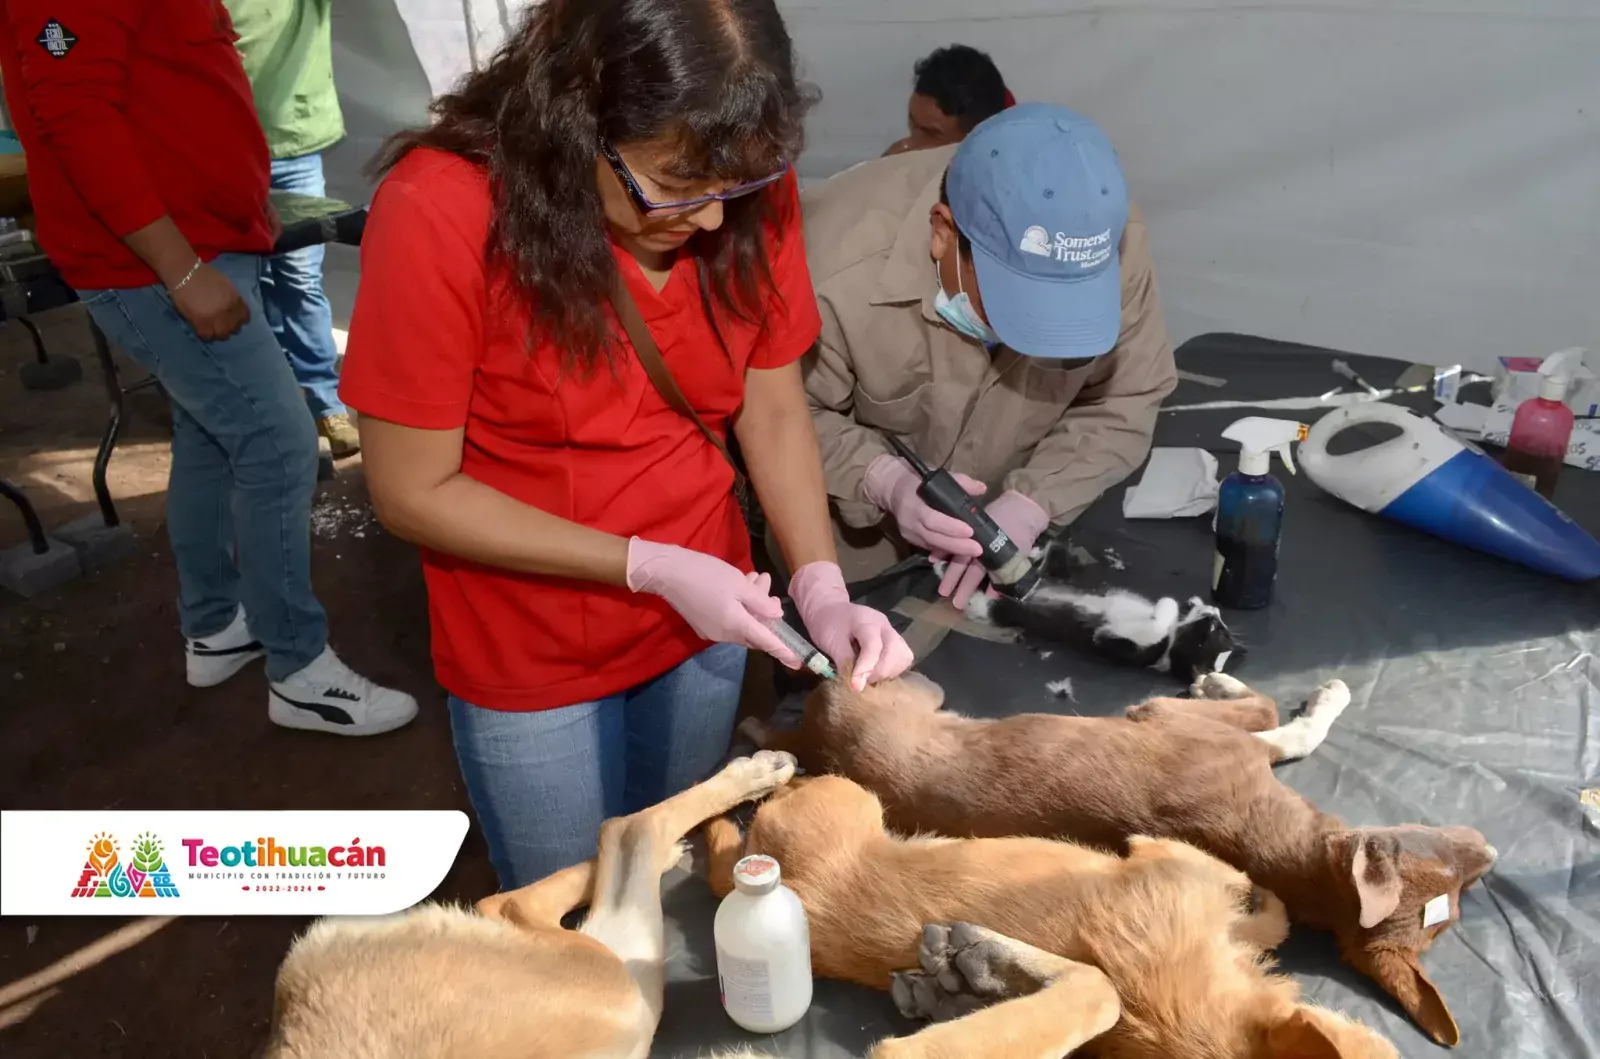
[933, 245, 1000, 347]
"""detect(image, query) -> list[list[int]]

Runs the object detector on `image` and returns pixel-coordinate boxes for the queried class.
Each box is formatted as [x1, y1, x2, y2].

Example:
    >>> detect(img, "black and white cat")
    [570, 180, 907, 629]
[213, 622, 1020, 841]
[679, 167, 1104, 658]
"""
[943, 539, 1242, 683]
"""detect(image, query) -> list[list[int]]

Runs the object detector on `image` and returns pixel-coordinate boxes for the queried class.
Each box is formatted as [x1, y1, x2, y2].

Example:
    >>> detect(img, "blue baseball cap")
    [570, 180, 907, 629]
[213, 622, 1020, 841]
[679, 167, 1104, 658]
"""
[946, 103, 1129, 360]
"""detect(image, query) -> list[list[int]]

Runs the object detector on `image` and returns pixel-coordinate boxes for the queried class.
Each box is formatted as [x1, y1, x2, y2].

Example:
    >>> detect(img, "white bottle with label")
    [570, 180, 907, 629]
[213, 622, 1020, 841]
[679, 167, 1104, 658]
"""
[714, 854, 813, 1033]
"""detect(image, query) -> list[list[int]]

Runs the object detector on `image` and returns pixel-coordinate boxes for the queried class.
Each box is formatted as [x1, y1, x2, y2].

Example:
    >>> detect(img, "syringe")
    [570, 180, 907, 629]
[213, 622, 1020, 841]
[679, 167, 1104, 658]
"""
[766, 618, 837, 680]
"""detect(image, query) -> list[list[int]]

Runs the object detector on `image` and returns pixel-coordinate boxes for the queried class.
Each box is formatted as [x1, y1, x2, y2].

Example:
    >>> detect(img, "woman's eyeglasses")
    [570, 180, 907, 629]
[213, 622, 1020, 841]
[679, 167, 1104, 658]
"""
[601, 141, 788, 218]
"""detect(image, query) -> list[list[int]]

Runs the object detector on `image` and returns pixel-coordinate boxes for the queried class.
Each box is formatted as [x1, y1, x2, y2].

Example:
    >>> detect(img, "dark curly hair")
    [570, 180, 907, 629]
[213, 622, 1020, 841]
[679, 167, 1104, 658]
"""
[373, 0, 815, 372]
[914, 45, 1008, 133]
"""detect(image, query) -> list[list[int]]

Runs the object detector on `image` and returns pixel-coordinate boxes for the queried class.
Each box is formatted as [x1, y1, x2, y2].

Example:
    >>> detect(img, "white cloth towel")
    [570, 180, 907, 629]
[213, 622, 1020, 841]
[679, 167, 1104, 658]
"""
[1122, 447, 1220, 519]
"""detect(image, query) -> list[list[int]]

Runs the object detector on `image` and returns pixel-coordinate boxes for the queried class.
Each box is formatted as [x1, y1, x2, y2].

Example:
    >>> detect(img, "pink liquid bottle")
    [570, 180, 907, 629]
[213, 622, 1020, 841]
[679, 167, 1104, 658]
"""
[1503, 348, 1580, 501]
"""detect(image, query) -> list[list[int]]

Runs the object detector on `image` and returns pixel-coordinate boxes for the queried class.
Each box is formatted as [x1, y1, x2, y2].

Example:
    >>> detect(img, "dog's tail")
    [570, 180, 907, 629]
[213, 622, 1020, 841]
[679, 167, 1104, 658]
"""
[703, 816, 745, 899]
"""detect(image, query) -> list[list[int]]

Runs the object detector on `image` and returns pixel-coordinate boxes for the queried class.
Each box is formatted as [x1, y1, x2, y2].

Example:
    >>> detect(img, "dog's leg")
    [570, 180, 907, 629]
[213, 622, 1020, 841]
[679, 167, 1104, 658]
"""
[580, 751, 797, 1033]
[482, 752, 794, 931]
[1128, 671, 1281, 731]
[476, 860, 597, 928]
[703, 816, 747, 899]
[1254, 680, 1351, 763]
[876, 923, 1119, 1059]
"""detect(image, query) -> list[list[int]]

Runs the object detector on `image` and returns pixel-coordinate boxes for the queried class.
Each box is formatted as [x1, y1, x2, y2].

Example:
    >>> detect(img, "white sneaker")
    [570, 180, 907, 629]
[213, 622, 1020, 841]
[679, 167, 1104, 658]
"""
[268, 646, 419, 736]
[186, 606, 265, 688]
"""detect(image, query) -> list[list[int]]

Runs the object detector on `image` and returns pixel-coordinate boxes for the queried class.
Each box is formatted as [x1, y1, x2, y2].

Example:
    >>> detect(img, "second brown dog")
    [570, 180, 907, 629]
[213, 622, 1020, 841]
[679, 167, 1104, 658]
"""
[708, 773, 1398, 1058]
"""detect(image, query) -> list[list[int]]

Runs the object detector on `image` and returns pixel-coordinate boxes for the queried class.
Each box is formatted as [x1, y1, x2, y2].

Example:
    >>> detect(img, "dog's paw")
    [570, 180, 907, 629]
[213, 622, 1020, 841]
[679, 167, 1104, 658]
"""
[1305, 679, 1351, 718]
[889, 969, 988, 1023]
[1192, 671, 1252, 701]
[961, 592, 994, 624]
[917, 922, 1064, 1003]
[721, 750, 796, 799]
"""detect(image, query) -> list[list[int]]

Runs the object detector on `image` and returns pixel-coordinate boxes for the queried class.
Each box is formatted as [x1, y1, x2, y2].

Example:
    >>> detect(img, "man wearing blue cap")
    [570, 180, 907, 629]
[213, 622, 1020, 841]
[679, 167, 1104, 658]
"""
[801, 103, 1176, 606]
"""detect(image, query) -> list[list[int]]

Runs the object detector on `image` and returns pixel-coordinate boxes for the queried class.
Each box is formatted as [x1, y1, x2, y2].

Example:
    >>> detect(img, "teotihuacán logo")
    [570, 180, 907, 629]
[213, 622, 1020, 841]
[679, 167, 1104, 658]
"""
[71, 832, 180, 899]
[5, 810, 467, 916]
[71, 831, 390, 898]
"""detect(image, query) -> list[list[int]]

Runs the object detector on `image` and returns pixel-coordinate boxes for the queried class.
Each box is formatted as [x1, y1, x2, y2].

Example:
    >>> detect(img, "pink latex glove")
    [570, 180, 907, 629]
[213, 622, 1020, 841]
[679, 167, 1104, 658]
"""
[789, 561, 914, 689]
[861, 454, 986, 558]
[626, 539, 802, 668]
[937, 490, 1050, 610]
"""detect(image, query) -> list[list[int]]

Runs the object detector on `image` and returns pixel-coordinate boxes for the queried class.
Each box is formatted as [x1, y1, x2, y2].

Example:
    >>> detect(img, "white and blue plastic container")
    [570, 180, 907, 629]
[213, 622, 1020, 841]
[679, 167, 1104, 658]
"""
[1300, 403, 1600, 581]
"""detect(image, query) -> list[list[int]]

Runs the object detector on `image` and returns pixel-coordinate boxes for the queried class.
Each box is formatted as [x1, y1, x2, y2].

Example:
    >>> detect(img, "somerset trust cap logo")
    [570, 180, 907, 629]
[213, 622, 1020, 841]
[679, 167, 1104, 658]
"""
[71, 832, 180, 899]
[8, 810, 468, 916]
[1018, 224, 1114, 269]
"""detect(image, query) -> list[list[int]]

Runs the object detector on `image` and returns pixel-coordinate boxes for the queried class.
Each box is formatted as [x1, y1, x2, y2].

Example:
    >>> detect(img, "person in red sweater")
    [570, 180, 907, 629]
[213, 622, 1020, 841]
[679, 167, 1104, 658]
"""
[342, 0, 915, 887]
[0, 0, 415, 734]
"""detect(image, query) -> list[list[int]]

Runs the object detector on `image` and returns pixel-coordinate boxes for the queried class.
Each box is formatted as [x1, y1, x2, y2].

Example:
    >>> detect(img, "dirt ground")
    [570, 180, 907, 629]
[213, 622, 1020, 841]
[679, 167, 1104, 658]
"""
[0, 305, 499, 1056]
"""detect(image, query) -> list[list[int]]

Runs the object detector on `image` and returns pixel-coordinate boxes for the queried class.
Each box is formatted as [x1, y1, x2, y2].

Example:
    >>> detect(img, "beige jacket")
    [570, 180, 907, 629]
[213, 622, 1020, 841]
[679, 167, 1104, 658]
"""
[801, 145, 1177, 530]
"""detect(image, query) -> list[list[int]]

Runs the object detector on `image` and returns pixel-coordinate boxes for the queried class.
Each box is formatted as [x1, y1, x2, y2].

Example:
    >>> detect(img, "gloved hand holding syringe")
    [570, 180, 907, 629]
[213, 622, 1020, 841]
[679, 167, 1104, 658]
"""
[765, 617, 838, 680]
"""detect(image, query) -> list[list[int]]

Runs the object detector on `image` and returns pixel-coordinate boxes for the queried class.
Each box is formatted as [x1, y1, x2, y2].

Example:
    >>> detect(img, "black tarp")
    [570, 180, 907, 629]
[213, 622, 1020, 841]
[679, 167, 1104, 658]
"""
[650, 335, 1600, 1059]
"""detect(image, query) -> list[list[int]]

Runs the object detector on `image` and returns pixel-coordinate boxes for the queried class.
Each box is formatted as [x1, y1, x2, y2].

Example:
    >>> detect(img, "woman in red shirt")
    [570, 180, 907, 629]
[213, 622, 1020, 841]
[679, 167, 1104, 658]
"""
[340, 0, 914, 888]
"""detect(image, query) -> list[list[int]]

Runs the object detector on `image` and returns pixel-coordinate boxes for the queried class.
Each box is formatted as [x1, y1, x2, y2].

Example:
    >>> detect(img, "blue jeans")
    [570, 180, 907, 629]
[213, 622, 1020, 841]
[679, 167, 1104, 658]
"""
[448, 643, 748, 889]
[265, 153, 344, 419]
[80, 254, 328, 680]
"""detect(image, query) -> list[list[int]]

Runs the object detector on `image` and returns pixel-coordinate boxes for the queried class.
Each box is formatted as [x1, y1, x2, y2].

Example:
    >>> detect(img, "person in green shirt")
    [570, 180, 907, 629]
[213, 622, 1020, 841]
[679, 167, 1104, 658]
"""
[224, 0, 359, 457]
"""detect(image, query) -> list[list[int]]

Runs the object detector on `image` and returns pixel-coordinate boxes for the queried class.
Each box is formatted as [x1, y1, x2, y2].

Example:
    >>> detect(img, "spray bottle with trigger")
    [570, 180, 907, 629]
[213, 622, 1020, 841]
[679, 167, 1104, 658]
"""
[884, 435, 1040, 600]
[1502, 347, 1583, 500]
[1213, 418, 1308, 610]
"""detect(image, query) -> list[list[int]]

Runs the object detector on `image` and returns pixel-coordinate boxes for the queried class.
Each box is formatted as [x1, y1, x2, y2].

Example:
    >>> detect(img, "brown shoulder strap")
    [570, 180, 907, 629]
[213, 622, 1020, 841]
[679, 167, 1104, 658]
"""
[609, 272, 741, 473]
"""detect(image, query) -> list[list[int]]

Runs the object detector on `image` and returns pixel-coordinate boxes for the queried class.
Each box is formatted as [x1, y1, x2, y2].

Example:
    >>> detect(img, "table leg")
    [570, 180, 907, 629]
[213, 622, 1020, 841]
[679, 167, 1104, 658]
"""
[88, 315, 124, 529]
[0, 478, 50, 555]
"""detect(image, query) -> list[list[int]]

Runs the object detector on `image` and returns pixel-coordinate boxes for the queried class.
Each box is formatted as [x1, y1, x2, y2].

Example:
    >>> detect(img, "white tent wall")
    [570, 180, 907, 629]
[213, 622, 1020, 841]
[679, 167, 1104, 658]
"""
[327, 1, 1598, 371]
[782, 1, 1600, 374]
[318, 0, 438, 327]
[315, 0, 528, 328]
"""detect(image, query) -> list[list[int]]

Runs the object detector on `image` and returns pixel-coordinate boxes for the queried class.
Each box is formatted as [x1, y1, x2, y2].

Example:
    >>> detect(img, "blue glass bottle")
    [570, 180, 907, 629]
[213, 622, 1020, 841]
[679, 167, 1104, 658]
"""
[1213, 467, 1284, 610]
[1212, 419, 1304, 609]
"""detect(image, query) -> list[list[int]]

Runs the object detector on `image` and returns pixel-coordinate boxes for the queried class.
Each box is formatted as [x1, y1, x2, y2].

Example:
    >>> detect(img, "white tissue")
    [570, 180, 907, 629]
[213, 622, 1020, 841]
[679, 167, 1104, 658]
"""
[1434, 401, 1489, 437]
[1122, 448, 1220, 519]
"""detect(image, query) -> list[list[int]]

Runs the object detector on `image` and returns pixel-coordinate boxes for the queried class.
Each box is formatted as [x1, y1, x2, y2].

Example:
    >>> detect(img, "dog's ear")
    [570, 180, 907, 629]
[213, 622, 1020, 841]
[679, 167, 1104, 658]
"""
[1264, 1008, 1344, 1058]
[1351, 948, 1459, 1047]
[1343, 832, 1404, 929]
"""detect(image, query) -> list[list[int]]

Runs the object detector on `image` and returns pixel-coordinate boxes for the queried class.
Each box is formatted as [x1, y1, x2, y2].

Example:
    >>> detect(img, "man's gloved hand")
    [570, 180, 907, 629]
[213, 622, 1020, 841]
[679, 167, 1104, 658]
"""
[861, 454, 986, 559]
[937, 490, 1050, 610]
[626, 539, 803, 668]
[789, 561, 915, 690]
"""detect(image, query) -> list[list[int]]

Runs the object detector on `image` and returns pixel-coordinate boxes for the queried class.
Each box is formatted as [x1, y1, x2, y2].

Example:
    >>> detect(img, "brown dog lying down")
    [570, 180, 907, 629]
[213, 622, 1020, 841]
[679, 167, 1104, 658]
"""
[743, 670, 1496, 1048]
[707, 773, 1400, 1059]
[261, 752, 798, 1059]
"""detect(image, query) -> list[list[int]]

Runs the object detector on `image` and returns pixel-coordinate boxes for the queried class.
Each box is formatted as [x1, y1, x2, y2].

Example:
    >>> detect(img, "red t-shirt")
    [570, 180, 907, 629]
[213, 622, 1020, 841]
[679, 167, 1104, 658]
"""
[340, 150, 822, 711]
[0, 0, 272, 289]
